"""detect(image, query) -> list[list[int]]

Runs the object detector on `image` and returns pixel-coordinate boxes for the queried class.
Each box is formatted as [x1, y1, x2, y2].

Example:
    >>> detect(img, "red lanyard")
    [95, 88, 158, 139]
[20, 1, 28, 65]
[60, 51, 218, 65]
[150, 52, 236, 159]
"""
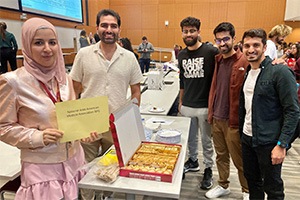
[39, 80, 61, 104]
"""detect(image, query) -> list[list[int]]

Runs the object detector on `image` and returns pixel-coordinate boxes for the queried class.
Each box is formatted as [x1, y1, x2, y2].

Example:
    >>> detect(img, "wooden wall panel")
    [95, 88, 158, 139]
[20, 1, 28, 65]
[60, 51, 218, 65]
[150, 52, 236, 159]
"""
[266, 0, 286, 25]
[191, 3, 210, 30]
[0, 9, 22, 21]
[109, 0, 142, 6]
[123, 30, 143, 45]
[235, 28, 247, 42]
[110, 0, 298, 57]
[175, 33, 184, 47]
[158, 4, 175, 29]
[114, 5, 142, 30]
[159, 0, 175, 4]
[227, 2, 246, 28]
[142, 0, 160, 5]
[286, 21, 300, 42]
[199, 29, 211, 43]
[208, 2, 228, 29]
[175, 0, 227, 3]
[173, 3, 193, 48]
[141, 5, 158, 29]
[158, 28, 176, 48]
[190, 3, 212, 43]
[243, 1, 263, 29]
[174, 4, 193, 23]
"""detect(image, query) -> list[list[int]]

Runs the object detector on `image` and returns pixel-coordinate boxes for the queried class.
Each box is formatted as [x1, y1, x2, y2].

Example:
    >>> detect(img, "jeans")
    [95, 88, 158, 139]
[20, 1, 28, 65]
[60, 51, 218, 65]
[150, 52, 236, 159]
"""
[242, 134, 284, 200]
[180, 105, 214, 168]
[139, 58, 150, 73]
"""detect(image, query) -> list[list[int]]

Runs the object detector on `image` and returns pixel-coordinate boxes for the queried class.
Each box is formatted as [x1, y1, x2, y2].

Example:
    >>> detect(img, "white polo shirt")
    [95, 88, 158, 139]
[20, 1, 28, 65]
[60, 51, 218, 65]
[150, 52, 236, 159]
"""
[70, 42, 143, 112]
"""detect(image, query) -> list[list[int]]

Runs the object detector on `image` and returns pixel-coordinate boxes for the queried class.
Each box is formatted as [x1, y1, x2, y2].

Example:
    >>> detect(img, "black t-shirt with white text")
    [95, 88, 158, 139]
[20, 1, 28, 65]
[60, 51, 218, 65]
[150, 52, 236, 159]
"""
[178, 43, 219, 108]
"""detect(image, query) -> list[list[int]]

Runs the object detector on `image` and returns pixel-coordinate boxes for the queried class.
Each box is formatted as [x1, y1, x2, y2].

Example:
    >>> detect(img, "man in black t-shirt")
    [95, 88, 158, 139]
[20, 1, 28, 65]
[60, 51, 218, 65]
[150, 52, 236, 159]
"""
[178, 16, 218, 190]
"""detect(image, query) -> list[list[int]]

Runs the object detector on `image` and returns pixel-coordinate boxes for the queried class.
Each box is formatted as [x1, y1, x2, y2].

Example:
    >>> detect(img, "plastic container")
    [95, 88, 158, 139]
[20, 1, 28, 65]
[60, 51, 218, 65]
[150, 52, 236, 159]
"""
[142, 118, 153, 141]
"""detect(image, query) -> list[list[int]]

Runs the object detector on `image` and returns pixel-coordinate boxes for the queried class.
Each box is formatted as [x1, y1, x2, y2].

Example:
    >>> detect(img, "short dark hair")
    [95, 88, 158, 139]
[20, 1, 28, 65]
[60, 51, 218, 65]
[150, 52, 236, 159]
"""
[242, 29, 267, 45]
[80, 30, 86, 36]
[96, 9, 121, 27]
[180, 17, 201, 31]
[213, 22, 235, 38]
[142, 36, 147, 40]
[0, 22, 7, 30]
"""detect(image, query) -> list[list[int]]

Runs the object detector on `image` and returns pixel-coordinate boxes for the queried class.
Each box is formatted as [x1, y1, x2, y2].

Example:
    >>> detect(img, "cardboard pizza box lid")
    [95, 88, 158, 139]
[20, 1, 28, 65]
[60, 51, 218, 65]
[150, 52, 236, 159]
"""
[109, 100, 145, 167]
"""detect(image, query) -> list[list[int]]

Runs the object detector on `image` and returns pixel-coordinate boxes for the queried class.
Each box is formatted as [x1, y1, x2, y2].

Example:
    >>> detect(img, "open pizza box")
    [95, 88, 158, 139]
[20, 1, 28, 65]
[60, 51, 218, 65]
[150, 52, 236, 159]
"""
[109, 100, 181, 182]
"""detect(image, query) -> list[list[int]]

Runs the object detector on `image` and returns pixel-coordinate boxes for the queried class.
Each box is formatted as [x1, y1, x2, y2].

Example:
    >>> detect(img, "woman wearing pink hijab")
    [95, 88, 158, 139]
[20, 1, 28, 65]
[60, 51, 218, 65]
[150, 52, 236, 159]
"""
[0, 18, 97, 199]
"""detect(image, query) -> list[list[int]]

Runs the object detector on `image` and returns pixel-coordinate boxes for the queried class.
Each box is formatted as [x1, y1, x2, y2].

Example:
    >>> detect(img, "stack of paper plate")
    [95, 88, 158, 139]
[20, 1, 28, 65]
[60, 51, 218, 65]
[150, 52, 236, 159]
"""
[145, 122, 161, 132]
[155, 129, 181, 144]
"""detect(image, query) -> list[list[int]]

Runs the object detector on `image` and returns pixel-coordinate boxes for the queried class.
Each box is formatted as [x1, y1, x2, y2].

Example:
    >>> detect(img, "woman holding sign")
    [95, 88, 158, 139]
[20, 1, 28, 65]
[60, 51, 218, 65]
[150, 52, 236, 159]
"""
[0, 18, 97, 200]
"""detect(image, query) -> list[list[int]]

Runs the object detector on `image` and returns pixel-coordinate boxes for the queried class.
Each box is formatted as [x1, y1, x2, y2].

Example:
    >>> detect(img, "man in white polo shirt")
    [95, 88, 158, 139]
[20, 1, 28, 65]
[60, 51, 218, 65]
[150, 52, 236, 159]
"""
[70, 9, 143, 200]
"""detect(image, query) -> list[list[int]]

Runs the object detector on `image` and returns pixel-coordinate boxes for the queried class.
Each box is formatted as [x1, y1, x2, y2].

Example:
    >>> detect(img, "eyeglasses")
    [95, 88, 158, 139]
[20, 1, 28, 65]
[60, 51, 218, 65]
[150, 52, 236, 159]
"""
[182, 29, 198, 34]
[214, 36, 231, 45]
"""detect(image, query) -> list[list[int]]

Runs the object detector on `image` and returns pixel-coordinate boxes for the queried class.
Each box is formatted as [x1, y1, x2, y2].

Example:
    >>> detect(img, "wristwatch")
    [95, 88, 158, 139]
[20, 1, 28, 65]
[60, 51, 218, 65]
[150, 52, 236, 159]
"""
[277, 141, 288, 148]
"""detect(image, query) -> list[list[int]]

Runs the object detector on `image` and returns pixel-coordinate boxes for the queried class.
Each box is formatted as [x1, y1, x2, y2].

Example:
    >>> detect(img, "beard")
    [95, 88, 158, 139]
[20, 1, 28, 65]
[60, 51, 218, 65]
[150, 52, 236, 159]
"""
[183, 36, 198, 47]
[276, 37, 284, 45]
[247, 52, 264, 63]
[99, 32, 118, 44]
[219, 44, 233, 54]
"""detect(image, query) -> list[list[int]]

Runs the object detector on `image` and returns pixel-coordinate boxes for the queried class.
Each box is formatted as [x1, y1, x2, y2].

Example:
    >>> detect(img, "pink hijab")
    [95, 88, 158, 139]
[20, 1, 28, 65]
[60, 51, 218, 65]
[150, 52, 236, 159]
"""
[22, 18, 66, 84]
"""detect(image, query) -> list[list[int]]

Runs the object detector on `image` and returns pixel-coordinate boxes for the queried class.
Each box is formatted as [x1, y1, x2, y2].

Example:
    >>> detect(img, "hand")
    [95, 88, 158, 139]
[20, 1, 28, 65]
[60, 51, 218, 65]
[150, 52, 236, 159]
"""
[272, 58, 287, 65]
[80, 132, 99, 143]
[285, 49, 291, 54]
[178, 102, 182, 113]
[271, 145, 286, 165]
[43, 128, 63, 145]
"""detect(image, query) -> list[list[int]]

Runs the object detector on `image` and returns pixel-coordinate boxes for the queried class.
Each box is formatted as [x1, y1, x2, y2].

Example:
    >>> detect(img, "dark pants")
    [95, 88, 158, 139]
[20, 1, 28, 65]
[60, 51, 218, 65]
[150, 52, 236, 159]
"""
[139, 58, 150, 73]
[0, 47, 17, 74]
[167, 94, 179, 116]
[242, 134, 284, 200]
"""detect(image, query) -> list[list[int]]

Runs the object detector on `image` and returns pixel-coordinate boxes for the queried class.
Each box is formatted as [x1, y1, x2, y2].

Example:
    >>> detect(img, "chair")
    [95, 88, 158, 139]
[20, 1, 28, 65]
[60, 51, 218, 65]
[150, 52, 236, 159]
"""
[0, 176, 20, 200]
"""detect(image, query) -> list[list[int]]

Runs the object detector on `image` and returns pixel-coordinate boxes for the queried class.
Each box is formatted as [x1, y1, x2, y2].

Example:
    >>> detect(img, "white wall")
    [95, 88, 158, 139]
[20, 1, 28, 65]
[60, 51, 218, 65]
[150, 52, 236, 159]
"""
[0, 0, 19, 10]
[3, 19, 81, 50]
[284, 0, 300, 21]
